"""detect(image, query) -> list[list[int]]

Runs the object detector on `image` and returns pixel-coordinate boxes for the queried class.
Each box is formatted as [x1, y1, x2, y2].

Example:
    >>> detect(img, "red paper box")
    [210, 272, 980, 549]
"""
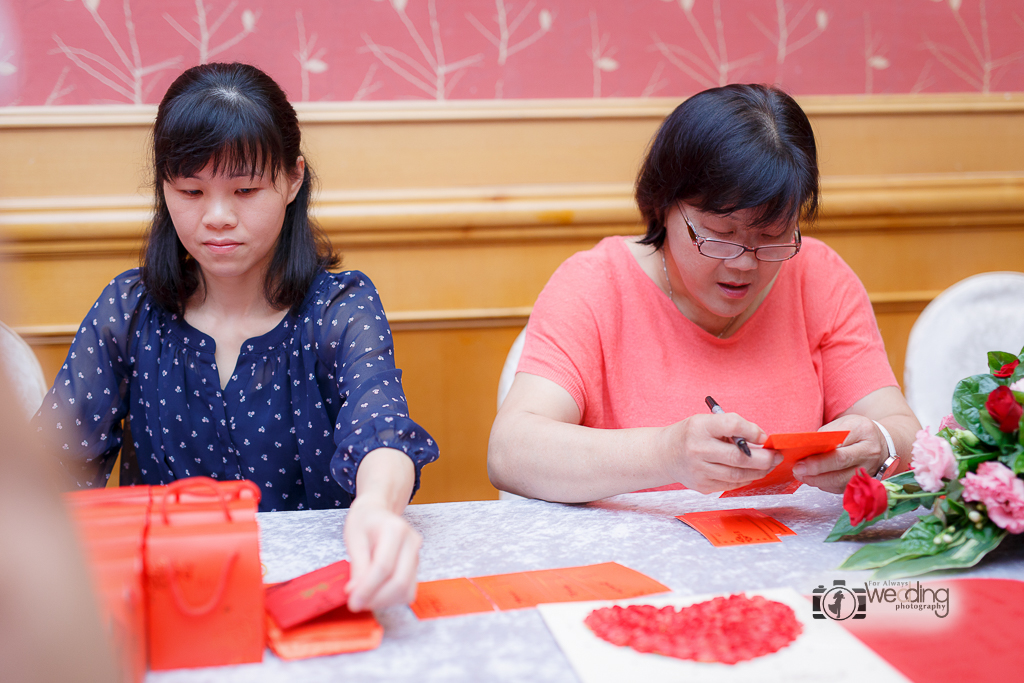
[145, 478, 264, 670]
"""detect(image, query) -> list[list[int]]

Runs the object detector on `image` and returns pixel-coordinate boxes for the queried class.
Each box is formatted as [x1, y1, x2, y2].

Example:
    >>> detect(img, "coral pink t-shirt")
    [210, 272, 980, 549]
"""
[518, 236, 897, 434]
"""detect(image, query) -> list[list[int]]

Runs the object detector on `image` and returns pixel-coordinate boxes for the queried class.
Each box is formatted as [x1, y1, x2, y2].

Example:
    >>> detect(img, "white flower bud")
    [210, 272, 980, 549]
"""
[968, 510, 983, 523]
[942, 533, 954, 543]
[933, 535, 943, 544]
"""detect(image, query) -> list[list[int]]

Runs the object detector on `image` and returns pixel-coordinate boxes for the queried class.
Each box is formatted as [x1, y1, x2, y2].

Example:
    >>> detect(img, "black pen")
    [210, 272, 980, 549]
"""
[704, 396, 752, 457]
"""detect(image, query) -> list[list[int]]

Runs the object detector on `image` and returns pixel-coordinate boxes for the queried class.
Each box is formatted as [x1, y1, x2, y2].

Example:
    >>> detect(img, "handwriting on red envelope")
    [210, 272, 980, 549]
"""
[677, 509, 796, 547]
[410, 562, 669, 619]
[264, 559, 352, 630]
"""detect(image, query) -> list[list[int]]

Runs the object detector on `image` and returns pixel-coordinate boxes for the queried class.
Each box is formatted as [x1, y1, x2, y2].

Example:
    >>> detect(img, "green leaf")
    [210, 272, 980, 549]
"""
[838, 516, 946, 570]
[998, 445, 1024, 475]
[825, 509, 874, 542]
[870, 525, 1007, 580]
[952, 374, 1001, 446]
[988, 351, 1017, 374]
[978, 410, 1009, 445]
[823, 492, 932, 542]
[883, 470, 920, 489]
[892, 516, 948, 558]
[956, 452, 998, 478]
[838, 538, 905, 570]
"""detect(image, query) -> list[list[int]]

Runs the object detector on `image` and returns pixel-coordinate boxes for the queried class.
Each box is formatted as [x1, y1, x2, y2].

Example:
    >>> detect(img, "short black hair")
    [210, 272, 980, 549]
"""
[636, 84, 819, 250]
[142, 62, 339, 315]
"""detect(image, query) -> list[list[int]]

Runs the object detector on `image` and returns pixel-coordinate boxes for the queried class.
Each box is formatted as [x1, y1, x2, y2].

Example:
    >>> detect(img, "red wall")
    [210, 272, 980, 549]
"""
[2, 0, 1023, 106]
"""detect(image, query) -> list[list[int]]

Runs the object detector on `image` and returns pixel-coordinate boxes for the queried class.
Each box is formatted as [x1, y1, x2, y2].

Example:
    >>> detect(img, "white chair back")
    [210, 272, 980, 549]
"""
[496, 326, 528, 410]
[0, 321, 48, 420]
[905, 272, 1024, 432]
[496, 326, 528, 501]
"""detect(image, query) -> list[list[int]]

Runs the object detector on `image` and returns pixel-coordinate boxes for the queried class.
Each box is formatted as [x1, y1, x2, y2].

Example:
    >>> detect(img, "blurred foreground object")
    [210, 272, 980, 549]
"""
[0, 337, 120, 681]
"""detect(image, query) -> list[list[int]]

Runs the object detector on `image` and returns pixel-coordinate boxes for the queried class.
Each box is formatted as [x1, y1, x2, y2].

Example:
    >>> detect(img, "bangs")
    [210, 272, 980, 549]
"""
[693, 149, 815, 229]
[155, 90, 285, 183]
[688, 136, 815, 229]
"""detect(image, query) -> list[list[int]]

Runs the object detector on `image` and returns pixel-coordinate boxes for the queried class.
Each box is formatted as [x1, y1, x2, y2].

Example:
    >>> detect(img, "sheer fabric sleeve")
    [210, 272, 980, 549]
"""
[32, 272, 141, 488]
[317, 273, 439, 497]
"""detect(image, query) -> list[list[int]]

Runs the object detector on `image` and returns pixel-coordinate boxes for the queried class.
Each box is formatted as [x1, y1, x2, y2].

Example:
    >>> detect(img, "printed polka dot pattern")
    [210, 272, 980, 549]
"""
[32, 269, 439, 512]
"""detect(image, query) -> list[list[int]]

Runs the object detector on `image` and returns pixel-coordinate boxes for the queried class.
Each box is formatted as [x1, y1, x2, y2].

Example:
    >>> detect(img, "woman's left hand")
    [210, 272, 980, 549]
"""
[344, 494, 421, 611]
[792, 386, 921, 494]
[342, 447, 419, 612]
[792, 414, 887, 493]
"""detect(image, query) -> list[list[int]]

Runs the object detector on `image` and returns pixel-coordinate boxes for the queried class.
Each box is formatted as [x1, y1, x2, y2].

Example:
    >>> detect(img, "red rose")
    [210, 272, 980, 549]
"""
[986, 385, 1023, 432]
[843, 468, 889, 526]
[994, 360, 1020, 378]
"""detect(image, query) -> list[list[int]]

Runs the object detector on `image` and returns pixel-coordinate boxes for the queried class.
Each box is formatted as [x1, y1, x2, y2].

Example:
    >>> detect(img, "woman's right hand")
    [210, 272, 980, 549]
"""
[657, 413, 779, 494]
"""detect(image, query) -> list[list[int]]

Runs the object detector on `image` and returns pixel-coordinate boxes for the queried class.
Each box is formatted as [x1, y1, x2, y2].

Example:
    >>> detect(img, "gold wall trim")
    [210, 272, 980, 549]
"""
[3, 93, 1024, 128]
[3, 173, 1024, 255]
[15, 306, 535, 343]
[13, 292, 940, 343]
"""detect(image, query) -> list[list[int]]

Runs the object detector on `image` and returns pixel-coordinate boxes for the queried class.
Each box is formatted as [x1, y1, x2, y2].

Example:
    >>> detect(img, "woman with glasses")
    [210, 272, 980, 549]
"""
[488, 84, 919, 502]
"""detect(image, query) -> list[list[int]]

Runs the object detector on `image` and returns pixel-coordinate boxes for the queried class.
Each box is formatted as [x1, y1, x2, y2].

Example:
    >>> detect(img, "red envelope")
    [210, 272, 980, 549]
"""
[553, 562, 670, 600]
[720, 430, 849, 497]
[677, 510, 782, 546]
[265, 600, 383, 660]
[411, 562, 668, 619]
[410, 578, 497, 619]
[265, 559, 353, 630]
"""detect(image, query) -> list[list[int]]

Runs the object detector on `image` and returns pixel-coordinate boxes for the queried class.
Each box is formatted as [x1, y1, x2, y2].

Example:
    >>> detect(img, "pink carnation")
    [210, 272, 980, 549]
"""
[961, 461, 1024, 534]
[938, 414, 962, 432]
[910, 428, 957, 492]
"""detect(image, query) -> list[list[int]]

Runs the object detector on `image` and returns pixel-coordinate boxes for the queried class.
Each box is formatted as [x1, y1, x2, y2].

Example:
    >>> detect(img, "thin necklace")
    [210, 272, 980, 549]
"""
[661, 249, 739, 339]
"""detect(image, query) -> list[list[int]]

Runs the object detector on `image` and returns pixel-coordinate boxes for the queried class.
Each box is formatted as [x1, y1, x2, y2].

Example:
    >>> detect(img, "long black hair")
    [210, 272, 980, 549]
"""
[142, 62, 339, 315]
[636, 84, 819, 249]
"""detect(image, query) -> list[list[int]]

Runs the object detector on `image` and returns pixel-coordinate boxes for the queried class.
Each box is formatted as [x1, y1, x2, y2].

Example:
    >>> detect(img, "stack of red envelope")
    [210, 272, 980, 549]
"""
[264, 559, 383, 660]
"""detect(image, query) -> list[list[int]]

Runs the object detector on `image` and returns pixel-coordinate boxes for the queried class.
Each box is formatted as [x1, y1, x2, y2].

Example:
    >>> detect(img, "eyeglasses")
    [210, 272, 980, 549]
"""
[681, 212, 801, 262]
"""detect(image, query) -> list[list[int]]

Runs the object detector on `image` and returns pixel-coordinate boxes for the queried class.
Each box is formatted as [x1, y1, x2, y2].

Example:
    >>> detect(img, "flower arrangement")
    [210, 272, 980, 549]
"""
[826, 349, 1024, 579]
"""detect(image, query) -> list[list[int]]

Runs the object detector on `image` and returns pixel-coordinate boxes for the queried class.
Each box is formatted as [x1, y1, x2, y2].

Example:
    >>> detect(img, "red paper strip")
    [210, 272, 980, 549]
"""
[265, 559, 352, 630]
[411, 563, 669, 619]
[410, 578, 497, 619]
[721, 431, 848, 498]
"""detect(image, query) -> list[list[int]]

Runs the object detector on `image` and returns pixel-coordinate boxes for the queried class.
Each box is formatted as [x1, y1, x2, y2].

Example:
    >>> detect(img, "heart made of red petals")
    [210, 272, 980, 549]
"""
[585, 594, 803, 665]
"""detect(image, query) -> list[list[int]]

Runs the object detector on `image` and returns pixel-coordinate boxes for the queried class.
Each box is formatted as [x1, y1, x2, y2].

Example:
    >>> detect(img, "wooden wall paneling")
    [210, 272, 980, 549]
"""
[3, 95, 1024, 503]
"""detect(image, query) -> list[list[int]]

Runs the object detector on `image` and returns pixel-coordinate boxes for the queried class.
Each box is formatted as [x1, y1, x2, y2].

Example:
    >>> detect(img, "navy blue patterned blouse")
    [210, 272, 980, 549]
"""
[33, 268, 438, 512]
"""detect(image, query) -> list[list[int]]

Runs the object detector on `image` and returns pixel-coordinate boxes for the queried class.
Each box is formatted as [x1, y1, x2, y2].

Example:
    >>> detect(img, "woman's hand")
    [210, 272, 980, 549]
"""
[793, 387, 922, 494]
[657, 413, 779, 494]
[792, 414, 886, 494]
[343, 447, 418, 612]
[344, 493, 421, 612]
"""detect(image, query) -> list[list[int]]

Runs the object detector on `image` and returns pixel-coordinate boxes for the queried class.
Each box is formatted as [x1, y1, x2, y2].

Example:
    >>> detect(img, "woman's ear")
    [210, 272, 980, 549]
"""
[286, 156, 305, 204]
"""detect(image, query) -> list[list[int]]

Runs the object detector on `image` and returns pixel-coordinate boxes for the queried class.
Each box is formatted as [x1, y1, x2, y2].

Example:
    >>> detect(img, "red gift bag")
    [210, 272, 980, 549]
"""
[66, 495, 150, 683]
[145, 478, 264, 670]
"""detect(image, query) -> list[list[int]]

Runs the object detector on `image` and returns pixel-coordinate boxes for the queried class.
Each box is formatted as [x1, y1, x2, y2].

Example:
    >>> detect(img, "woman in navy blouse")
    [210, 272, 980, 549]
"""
[33, 63, 439, 611]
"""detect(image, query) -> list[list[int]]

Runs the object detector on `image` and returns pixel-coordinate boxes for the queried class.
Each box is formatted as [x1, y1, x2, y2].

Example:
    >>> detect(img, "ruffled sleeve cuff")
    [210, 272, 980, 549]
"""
[329, 415, 439, 497]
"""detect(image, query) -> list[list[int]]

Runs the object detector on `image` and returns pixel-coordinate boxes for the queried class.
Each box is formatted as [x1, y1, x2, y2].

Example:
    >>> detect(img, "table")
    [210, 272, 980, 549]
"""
[148, 486, 1024, 682]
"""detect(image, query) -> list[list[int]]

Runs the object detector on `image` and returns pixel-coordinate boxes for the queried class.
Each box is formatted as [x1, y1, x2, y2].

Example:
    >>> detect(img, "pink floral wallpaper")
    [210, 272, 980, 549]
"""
[1, 0, 1022, 107]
